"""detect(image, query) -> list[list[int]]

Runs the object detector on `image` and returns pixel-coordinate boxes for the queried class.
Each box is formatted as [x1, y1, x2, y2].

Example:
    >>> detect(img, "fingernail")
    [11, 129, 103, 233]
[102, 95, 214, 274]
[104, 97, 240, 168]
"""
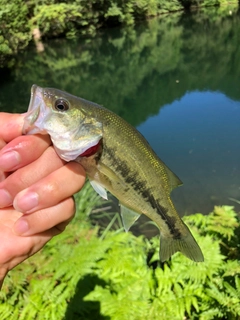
[0, 151, 20, 171]
[0, 189, 12, 208]
[14, 218, 29, 235]
[14, 191, 39, 213]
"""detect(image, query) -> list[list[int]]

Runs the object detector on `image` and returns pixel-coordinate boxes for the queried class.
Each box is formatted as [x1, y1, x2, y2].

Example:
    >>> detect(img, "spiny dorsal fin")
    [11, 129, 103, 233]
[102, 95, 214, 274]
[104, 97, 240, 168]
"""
[120, 204, 141, 232]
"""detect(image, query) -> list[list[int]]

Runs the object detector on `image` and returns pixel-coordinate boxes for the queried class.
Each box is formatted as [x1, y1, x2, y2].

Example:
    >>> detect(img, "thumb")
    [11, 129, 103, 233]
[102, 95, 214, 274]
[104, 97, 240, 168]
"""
[0, 113, 25, 143]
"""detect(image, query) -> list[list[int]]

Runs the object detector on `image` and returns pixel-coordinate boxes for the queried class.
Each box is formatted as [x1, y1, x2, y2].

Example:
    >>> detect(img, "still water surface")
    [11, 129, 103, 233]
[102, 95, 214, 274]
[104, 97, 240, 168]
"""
[0, 8, 240, 216]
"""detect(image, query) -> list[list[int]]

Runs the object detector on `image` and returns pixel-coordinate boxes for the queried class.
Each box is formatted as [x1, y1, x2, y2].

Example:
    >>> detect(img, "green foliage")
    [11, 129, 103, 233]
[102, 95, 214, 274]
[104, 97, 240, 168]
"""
[30, 1, 101, 38]
[0, 0, 31, 67]
[0, 199, 239, 319]
[31, 3, 82, 38]
[0, 0, 238, 68]
[2, 6, 240, 134]
[187, 206, 239, 242]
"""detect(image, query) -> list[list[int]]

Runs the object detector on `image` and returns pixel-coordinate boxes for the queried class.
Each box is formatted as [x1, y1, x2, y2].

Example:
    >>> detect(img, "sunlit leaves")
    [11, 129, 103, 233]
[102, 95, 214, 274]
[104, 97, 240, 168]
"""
[0, 205, 239, 319]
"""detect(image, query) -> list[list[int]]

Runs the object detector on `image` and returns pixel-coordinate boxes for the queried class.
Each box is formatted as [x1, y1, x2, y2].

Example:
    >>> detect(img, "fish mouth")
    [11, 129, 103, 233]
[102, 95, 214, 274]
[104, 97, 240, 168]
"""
[22, 85, 46, 135]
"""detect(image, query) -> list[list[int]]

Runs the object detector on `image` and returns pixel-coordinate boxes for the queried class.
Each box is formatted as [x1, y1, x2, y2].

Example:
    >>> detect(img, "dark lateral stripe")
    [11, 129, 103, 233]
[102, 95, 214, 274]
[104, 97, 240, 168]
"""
[142, 187, 182, 238]
[104, 145, 182, 238]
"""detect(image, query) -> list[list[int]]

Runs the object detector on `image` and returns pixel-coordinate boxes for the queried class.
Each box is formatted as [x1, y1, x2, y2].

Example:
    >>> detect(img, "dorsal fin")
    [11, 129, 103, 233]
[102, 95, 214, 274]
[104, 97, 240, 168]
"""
[165, 166, 183, 192]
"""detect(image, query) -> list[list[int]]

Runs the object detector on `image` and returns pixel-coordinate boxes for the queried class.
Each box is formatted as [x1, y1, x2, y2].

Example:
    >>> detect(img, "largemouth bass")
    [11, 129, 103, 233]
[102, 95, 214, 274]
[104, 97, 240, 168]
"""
[23, 85, 204, 262]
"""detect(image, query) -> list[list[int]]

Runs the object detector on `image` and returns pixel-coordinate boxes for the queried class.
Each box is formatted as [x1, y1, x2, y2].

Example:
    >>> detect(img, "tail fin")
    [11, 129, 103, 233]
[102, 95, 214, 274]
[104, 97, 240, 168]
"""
[160, 225, 204, 262]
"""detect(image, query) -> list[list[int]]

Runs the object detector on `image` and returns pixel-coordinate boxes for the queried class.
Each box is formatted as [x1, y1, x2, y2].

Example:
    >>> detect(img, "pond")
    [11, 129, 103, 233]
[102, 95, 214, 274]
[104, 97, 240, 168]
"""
[0, 7, 240, 219]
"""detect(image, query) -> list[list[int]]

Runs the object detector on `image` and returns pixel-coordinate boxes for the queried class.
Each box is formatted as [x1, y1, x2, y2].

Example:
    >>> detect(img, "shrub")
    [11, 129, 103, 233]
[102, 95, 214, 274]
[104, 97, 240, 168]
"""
[1, 0, 238, 67]
[0, 0, 31, 67]
[0, 181, 239, 320]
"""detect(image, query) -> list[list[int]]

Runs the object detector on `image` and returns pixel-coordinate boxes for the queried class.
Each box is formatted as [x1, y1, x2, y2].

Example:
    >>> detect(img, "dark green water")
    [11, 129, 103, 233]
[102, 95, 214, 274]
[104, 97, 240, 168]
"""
[0, 7, 240, 216]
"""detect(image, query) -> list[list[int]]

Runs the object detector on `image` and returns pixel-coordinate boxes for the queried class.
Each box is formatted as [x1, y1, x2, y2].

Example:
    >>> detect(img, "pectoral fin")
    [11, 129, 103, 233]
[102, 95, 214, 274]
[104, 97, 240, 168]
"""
[89, 179, 108, 200]
[120, 205, 141, 232]
[98, 162, 123, 184]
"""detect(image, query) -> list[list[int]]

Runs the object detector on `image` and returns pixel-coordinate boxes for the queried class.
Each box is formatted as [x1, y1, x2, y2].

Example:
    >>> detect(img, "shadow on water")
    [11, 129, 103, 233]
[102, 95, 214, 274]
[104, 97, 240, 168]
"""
[64, 275, 110, 320]
[0, 6, 240, 215]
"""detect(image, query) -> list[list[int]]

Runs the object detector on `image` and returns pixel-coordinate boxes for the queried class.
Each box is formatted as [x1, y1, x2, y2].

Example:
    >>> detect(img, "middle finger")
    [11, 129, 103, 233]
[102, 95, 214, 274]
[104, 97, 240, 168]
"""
[13, 161, 85, 213]
[0, 146, 65, 208]
[0, 135, 51, 172]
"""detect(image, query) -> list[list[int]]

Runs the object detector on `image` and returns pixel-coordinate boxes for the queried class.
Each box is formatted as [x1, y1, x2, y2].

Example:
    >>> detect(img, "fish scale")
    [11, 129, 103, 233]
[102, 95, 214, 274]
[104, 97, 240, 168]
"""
[23, 84, 204, 263]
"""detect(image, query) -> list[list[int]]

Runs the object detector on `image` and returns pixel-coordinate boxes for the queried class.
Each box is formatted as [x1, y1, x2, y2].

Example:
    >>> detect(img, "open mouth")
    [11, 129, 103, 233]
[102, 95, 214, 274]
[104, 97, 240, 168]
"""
[22, 85, 43, 134]
[22, 106, 40, 134]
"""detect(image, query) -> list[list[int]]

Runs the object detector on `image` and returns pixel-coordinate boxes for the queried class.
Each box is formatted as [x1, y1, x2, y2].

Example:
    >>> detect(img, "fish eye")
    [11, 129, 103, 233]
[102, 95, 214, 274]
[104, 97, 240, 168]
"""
[54, 99, 69, 112]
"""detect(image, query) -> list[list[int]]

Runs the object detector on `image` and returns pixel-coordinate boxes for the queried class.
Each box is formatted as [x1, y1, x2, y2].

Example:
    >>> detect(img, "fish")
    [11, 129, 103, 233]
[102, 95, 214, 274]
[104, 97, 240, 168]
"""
[23, 84, 204, 262]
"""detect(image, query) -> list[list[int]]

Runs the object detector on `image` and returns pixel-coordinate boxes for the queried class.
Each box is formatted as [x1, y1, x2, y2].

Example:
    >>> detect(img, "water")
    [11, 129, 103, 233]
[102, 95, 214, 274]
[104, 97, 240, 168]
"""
[0, 7, 240, 216]
[138, 91, 240, 214]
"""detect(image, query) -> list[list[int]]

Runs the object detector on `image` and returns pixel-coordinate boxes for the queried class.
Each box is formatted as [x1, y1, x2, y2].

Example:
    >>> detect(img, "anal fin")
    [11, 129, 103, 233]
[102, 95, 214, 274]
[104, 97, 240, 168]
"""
[120, 204, 141, 232]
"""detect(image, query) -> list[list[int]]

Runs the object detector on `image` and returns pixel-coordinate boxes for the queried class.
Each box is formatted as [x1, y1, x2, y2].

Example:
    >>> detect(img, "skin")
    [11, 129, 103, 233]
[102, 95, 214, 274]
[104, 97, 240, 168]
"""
[0, 113, 86, 289]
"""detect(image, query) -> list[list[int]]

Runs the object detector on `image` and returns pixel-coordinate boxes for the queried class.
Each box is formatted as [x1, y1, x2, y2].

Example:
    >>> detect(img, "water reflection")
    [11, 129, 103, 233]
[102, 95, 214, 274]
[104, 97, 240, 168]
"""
[137, 91, 240, 214]
[0, 8, 239, 215]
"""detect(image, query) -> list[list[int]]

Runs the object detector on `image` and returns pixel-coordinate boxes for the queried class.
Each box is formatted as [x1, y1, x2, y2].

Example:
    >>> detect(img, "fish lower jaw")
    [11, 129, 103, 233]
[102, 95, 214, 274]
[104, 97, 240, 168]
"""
[23, 106, 41, 134]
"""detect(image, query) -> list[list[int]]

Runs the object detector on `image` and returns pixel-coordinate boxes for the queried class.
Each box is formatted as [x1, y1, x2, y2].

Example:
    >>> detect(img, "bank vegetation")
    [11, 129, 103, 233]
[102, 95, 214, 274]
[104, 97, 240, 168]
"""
[0, 0, 239, 68]
[1, 183, 240, 319]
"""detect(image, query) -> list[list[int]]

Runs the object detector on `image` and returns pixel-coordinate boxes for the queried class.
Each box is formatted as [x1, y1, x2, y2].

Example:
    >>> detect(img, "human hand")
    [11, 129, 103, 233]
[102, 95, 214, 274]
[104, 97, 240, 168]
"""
[0, 113, 85, 287]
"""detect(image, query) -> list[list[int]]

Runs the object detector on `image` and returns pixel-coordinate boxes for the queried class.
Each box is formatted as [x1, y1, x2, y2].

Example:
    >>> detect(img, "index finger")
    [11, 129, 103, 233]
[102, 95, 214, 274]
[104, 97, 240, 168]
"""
[0, 113, 25, 142]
